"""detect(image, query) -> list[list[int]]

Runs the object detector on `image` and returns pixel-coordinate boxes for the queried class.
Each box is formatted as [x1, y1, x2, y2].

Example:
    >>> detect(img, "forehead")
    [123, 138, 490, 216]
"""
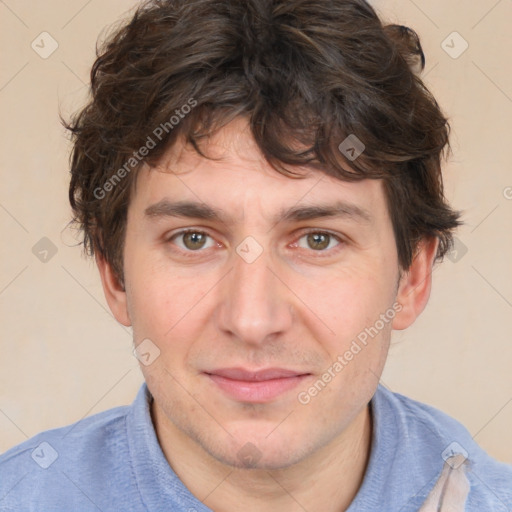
[130, 118, 389, 225]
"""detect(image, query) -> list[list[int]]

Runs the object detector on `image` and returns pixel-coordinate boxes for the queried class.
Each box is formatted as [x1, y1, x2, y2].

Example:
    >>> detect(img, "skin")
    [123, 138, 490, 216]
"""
[97, 116, 438, 512]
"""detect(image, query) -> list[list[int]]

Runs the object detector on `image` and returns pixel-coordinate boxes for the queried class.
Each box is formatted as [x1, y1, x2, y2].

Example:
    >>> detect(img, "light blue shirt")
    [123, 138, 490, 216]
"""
[1, 383, 511, 511]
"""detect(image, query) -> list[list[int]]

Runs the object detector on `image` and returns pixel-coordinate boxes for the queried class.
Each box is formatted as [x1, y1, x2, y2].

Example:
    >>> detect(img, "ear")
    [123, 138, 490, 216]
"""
[392, 236, 439, 330]
[95, 252, 131, 327]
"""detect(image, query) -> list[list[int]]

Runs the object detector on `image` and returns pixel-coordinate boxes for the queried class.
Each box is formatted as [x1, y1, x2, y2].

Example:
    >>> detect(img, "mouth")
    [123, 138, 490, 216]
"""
[204, 367, 312, 403]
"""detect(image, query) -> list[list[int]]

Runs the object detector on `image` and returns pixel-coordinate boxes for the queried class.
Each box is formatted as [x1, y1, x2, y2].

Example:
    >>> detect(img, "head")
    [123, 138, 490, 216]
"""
[65, 0, 461, 469]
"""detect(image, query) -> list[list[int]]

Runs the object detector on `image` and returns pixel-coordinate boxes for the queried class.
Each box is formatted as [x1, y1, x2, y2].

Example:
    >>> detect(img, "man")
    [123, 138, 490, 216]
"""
[1, 0, 511, 510]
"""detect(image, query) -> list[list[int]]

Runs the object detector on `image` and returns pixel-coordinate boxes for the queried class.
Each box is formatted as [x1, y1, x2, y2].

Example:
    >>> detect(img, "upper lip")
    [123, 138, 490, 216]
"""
[205, 367, 310, 381]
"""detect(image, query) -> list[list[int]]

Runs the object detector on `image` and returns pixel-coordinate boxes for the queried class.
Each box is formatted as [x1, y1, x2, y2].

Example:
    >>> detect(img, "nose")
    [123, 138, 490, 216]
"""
[215, 240, 294, 347]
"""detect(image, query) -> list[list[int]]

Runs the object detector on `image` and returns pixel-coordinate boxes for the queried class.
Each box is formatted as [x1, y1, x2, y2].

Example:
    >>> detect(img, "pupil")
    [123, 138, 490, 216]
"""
[309, 233, 329, 250]
[185, 232, 205, 249]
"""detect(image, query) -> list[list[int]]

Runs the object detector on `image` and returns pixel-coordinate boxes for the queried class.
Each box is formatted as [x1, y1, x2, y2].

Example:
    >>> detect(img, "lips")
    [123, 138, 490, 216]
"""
[208, 367, 307, 381]
[204, 367, 311, 402]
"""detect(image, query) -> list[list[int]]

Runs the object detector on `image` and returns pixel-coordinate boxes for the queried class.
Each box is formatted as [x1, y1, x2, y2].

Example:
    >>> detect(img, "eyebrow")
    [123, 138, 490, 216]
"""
[144, 199, 372, 225]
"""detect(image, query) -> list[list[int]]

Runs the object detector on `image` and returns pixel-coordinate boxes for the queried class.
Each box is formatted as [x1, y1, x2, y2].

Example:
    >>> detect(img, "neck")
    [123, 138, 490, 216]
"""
[152, 401, 373, 512]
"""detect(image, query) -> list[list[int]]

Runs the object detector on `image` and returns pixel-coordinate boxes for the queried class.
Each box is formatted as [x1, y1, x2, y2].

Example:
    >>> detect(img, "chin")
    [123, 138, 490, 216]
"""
[201, 429, 315, 471]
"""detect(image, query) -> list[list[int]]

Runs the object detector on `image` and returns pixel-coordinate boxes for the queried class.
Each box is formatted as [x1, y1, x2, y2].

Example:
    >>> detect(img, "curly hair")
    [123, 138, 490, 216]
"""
[63, 0, 462, 288]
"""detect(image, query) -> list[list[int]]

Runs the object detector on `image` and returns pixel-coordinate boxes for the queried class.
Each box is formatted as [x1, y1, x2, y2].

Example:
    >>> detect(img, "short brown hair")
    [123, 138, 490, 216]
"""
[64, 0, 461, 288]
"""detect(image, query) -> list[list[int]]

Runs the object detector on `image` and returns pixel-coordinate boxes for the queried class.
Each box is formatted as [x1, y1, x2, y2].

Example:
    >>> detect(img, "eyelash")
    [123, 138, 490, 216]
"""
[166, 228, 345, 259]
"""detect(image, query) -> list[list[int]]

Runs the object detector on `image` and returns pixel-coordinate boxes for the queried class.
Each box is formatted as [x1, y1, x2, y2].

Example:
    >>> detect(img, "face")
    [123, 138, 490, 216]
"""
[101, 117, 429, 470]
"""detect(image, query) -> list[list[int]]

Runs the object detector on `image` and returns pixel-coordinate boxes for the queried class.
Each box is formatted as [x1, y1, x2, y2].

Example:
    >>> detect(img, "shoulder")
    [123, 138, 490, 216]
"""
[0, 402, 130, 466]
[0, 402, 140, 511]
[373, 385, 512, 510]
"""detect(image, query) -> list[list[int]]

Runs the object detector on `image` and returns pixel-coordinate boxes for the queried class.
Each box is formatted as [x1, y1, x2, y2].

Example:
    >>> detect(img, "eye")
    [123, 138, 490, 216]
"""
[167, 228, 344, 258]
[295, 230, 343, 253]
[169, 229, 216, 252]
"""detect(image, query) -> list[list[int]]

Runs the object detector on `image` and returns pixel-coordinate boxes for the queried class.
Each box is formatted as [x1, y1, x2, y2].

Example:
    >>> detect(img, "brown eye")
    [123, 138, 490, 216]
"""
[183, 232, 207, 250]
[307, 233, 329, 250]
[297, 231, 341, 252]
[171, 230, 215, 251]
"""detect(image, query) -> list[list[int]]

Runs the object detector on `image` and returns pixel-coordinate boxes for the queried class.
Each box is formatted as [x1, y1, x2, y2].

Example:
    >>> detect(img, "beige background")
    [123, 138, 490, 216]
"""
[0, 0, 511, 463]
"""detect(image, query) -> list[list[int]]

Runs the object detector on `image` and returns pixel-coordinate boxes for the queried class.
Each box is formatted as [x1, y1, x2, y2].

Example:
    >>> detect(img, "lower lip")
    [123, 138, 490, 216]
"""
[206, 374, 310, 403]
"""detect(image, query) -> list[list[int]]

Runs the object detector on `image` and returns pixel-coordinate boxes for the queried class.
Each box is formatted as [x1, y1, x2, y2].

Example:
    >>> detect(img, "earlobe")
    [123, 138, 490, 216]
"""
[392, 237, 439, 331]
[95, 252, 132, 327]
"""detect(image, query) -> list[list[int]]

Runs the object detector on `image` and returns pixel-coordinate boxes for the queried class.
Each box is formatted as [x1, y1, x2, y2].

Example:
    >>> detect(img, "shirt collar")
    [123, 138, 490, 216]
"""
[127, 382, 459, 511]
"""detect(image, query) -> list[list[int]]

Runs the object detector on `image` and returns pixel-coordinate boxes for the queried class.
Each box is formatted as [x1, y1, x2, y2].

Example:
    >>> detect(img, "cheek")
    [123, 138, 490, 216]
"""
[293, 268, 392, 348]
[126, 257, 227, 359]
